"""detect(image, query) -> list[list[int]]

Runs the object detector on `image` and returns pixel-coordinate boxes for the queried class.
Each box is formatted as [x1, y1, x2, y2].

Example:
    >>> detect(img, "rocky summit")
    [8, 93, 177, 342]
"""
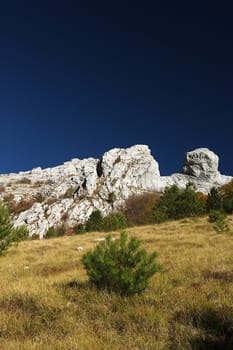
[0, 145, 231, 238]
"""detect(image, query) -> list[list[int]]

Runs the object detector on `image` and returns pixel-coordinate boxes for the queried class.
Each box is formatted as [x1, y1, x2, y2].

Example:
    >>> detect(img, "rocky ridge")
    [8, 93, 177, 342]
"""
[0, 145, 231, 238]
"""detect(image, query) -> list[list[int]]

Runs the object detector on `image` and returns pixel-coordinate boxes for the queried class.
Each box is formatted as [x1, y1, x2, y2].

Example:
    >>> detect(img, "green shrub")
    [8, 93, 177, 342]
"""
[114, 212, 127, 229]
[12, 225, 29, 242]
[220, 180, 233, 214]
[102, 212, 127, 232]
[223, 197, 233, 214]
[0, 201, 14, 253]
[206, 187, 222, 211]
[86, 210, 104, 232]
[74, 212, 127, 234]
[208, 210, 229, 233]
[153, 206, 168, 223]
[73, 223, 86, 234]
[82, 231, 161, 295]
[153, 183, 205, 223]
[45, 225, 66, 239]
[214, 219, 229, 233]
[0, 201, 29, 254]
[208, 210, 226, 223]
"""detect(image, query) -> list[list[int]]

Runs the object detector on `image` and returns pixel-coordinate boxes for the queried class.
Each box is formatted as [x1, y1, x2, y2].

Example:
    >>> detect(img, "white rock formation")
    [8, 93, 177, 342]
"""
[183, 148, 219, 179]
[0, 145, 231, 238]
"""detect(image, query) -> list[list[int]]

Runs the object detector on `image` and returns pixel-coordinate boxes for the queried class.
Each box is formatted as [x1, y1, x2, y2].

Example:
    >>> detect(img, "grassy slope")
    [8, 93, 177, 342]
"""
[0, 217, 233, 350]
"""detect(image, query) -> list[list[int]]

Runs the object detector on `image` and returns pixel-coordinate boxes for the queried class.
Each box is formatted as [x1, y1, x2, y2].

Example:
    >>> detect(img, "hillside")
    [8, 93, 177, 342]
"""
[0, 217, 233, 349]
[0, 145, 232, 238]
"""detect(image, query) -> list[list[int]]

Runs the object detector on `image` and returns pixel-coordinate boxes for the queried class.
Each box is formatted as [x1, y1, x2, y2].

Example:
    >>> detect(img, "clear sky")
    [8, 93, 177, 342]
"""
[0, 1, 232, 175]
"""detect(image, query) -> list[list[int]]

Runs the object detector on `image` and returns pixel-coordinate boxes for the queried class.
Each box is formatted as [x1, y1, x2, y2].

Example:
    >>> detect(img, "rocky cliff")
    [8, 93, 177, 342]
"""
[0, 145, 231, 238]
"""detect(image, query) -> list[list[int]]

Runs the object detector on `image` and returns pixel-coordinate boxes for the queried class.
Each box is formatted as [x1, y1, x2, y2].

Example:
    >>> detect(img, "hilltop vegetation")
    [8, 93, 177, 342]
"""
[0, 217, 233, 349]
[44, 181, 233, 238]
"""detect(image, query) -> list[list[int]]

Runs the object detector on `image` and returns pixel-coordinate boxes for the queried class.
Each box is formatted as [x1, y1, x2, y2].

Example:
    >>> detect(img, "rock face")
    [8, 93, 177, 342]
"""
[183, 148, 219, 179]
[0, 145, 231, 238]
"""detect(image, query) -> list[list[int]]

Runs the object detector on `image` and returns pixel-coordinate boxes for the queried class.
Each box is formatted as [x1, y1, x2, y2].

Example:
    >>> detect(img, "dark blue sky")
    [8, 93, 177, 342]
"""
[0, 1, 232, 175]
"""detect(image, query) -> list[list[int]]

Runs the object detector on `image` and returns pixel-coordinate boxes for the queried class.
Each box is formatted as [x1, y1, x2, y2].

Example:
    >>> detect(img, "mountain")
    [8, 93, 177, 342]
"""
[0, 145, 231, 238]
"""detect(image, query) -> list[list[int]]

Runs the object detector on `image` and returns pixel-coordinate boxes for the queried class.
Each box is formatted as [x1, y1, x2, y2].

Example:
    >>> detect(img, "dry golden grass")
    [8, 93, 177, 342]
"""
[0, 217, 233, 349]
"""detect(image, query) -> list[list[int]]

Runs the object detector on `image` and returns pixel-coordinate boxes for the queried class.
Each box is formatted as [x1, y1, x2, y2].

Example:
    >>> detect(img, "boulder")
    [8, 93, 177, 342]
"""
[182, 148, 219, 179]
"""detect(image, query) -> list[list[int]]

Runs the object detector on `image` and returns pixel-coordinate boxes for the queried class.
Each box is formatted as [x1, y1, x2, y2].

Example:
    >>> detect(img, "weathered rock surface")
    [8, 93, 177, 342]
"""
[0, 145, 231, 238]
[183, 148, 219, 179]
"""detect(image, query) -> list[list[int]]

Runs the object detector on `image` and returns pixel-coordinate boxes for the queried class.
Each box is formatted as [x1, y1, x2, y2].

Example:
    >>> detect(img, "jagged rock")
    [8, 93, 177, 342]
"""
[99, 145, 161, 207]
[0, 145, 232, 238]
[182, 148, 219, 179]
[14, 203, 48, 239]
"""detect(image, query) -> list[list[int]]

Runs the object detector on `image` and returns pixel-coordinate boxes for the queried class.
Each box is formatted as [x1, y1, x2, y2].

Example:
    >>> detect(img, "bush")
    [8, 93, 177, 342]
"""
[73, 223, 86, 234]
[208, 210, 226, 223]
[220, 179, 233, 198]
[123, 192, 159, 226]
[82, 231, 161, 295]
[16, 177, 31, 184]
[73, 212, 127, 234]
[153, 183, 205, 223]
[3, 195, 35, 216]
[220, 180, 233, 214]
[45, 225, 66, 239]
[102, 212, 127, 232]
[208, 210, 229, 233]
[86, 210, 104, 232]
[12, 225, 29, 242]
[152, 206, 168, 223]
[0, 201, 29, 254]
[0, 201, 14, 253]
[206, 187, 222, 211]
[223, 197, 233, 214]
[214, 219, 229, 233]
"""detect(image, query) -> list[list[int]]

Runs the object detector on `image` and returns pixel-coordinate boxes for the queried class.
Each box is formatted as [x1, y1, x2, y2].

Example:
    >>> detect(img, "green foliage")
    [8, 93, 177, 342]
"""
[153, 183, 205, 223]
[0, 201, 14, 253]
[152, 206, 168, 223]
[86, 210, 104, 232]
[208, 210, 229, 233]
[208, 210, 226, 223]
[223, 197, 233, 214]
[102, 212, 127, 232]
[82, 231, 161, 295]
[0, 201, 29, 254]
[45, 225, 66, 239]
[73, 223, 86, 234]
[74, 211, 127, 234]
[12, 225, 29, 242]
[220, 180, 233, 214]
[206, 187, 222, 211]
[214, 219, 229, 233]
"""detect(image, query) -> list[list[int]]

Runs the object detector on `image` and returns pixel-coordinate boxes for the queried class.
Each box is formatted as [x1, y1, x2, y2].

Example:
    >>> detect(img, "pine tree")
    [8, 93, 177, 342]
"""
[0, 201, 14, 253]
[82, 231, 160, 295]
[153, 183, 205, 222]
[206, 187, 222, 211]
[86, 210, 104, 232]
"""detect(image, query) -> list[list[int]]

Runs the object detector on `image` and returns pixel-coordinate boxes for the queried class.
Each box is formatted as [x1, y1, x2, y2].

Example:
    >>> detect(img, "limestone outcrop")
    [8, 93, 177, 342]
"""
[0, 145, 231, 238]
[183, 148, 219, 179]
